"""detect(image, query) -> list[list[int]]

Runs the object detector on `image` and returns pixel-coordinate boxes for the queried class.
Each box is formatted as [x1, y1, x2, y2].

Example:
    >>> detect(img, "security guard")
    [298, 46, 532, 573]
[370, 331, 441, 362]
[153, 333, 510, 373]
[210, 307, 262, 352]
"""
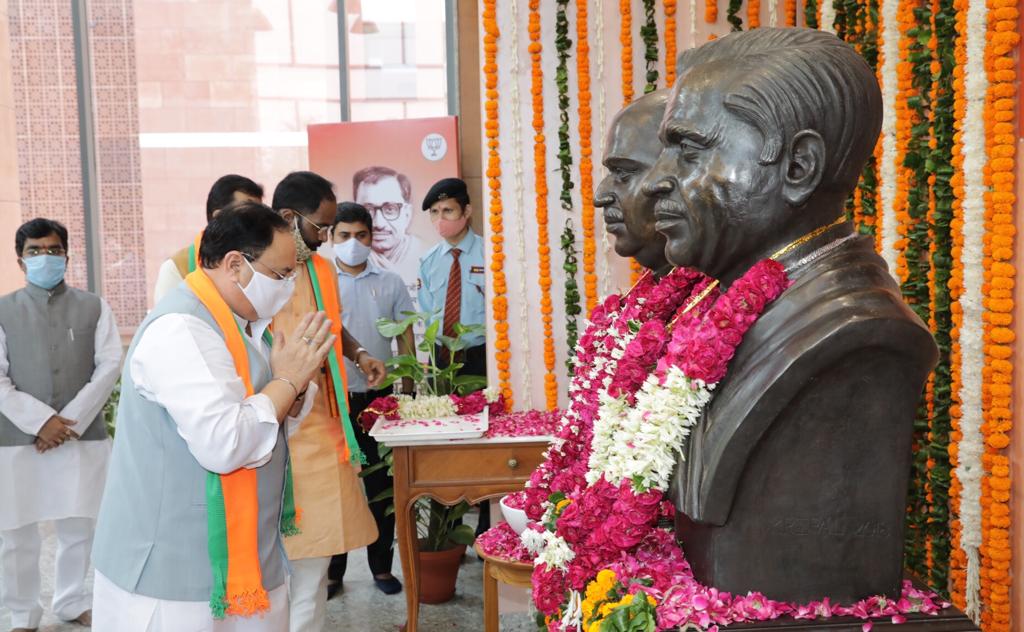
[418, 178, 487, 377]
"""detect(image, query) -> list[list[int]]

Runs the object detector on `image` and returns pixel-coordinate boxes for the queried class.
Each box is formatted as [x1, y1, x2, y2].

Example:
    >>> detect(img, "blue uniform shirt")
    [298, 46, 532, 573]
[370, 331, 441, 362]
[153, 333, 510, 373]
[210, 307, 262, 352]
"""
[338, 263, 415, 393]
[417, 230, 486, 348]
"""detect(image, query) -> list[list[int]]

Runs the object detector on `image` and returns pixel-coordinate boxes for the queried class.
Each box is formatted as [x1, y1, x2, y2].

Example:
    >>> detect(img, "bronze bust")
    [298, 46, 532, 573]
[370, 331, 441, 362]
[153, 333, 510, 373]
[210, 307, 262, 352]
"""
[641, 28, 939, 602]
[594, 89, 671, 275]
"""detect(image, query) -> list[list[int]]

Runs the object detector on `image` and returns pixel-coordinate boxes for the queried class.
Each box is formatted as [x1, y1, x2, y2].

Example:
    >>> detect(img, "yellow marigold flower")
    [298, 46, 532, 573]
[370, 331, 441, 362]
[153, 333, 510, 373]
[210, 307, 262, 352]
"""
[555, 499, 571, 511]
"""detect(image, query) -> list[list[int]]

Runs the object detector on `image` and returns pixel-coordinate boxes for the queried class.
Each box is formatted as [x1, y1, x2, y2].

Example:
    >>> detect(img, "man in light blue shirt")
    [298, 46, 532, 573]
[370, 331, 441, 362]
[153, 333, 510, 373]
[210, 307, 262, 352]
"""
[417, 178, 487, 378]
[326, 202, 414, 598]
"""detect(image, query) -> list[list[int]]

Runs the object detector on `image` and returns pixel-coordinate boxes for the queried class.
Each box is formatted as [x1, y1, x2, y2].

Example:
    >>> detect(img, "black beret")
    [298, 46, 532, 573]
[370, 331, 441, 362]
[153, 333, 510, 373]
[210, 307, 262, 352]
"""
[422, 177, 469, 211]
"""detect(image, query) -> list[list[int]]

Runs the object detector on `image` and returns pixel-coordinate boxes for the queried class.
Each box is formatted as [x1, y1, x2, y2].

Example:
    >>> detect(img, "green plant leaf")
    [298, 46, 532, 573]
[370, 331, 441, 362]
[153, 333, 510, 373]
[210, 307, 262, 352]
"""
[448, 524, 476, 546]
[368, 488, 394, 504]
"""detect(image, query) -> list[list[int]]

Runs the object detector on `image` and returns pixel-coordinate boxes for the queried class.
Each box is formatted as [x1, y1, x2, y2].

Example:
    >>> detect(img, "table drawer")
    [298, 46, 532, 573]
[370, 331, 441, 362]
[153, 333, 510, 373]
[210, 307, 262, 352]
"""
[409, 442, 547, 487]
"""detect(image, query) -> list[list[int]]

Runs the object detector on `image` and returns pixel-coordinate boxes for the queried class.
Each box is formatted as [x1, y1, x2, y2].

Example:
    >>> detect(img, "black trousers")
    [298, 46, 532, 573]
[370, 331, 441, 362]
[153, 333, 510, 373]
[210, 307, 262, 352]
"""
[435, 343, 491, 535]
[329, 387, 396, 581]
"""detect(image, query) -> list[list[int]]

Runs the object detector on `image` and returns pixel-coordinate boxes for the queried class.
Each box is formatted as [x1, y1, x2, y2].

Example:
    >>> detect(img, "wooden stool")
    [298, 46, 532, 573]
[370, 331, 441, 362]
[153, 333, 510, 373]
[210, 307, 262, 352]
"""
[474, 543, 534, 632]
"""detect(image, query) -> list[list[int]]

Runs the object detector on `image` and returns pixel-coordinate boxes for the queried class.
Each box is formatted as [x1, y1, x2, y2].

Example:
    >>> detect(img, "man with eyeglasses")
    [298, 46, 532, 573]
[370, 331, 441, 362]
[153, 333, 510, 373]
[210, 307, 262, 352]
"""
[152, 174, 264, 304]
[353, 166, 425, 301]
[92, 203, 330, 631]
[0, 218, 121, 631]
[270, 171, 388, 632]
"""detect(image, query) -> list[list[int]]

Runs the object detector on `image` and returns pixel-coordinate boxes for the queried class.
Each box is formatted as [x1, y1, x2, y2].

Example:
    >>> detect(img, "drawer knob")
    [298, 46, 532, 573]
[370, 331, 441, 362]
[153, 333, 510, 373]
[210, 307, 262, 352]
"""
[507, 458, 519, 469]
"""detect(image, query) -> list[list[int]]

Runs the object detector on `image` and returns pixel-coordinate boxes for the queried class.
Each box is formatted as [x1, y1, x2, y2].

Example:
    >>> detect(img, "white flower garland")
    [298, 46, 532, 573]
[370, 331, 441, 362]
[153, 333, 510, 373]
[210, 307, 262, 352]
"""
[878, 0, 900, 276]
[395, 394, 457, 420]
[955, 0, 989, 619]
[507, 0, 534, 410]
[689, 0, 698, 46]
[819, 0, 836, 33]
[588, 366, 713, 491]
[768, 0, 778, 28]
[594, 0, 615, 299]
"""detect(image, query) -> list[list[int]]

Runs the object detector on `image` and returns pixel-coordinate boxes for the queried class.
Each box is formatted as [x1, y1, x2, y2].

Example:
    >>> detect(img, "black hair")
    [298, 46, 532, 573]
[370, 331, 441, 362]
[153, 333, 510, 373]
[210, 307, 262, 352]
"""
[333, 202, 374, 233]
[198, 201, 290, 268]
[206, 174, 264, 222]
[15, 218, 68, 256]
[272, 171, 337, 216]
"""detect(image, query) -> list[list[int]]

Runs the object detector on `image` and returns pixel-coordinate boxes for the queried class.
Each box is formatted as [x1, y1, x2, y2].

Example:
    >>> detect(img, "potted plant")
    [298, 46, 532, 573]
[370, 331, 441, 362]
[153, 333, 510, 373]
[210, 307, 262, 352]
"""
[362, 312, 490, 603]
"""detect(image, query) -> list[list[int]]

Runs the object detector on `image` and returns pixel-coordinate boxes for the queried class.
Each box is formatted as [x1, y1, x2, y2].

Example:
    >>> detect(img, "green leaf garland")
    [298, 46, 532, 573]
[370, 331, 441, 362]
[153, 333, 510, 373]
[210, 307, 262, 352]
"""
[641, 0, 659, 93]
[556, 0, 580, 373]
[727, 0, 744, 30]
[804, 0, 819, 28]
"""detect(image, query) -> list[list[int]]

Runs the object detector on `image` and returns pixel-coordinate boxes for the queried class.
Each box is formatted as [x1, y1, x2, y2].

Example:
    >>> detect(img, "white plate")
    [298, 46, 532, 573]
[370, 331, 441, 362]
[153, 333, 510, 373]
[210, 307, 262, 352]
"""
[369, 408, 489, 443]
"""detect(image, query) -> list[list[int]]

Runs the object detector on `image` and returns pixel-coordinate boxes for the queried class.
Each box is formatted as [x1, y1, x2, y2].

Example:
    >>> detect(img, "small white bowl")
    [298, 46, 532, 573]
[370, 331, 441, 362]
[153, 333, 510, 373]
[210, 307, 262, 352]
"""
[499, 494, 529, 535]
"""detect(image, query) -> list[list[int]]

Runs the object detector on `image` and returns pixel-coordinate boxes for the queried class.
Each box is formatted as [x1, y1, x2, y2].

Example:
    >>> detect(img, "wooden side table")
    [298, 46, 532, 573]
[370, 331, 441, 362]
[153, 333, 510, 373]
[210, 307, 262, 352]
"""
[474, 543, 534, 632]
[387, 437, 548, 632]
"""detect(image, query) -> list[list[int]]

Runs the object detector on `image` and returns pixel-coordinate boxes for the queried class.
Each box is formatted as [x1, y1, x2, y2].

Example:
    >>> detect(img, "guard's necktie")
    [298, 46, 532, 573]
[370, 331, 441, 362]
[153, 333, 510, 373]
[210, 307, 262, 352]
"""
[442, 248, 462, 340]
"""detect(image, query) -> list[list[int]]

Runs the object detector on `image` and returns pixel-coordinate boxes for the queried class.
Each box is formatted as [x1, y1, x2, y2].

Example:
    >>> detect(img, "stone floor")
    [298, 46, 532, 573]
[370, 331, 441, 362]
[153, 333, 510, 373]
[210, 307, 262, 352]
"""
[1, 522, 536, 632]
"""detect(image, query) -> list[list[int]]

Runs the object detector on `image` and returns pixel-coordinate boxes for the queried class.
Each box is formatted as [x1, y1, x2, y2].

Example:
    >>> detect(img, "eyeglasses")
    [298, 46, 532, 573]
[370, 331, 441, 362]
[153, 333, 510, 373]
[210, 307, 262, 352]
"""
[22, 246, 66, 258]
[244, 254, 298, 281]
[363, 202, 406, 221]
[295, 213, 331, 241]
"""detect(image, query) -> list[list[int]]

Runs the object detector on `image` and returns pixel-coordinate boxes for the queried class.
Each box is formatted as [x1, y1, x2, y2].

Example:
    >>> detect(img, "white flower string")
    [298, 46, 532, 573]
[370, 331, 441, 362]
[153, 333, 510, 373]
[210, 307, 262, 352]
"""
[820, 0, 836, 33]
[508, 0, 534, 410]
[594, 0, 615, 299]
[689, 0, 698, 46]
[956, 0, 989, 618]
[768, 0, 778, 27]
[878, 0, 900, 275]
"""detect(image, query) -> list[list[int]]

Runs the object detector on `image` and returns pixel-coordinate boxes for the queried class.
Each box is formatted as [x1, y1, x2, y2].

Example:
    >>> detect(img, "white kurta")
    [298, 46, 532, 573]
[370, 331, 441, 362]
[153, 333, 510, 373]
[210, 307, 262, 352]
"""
[0, 300, 121, 532]
[152, 258, 184, 305]
[93, 311, 315, 632]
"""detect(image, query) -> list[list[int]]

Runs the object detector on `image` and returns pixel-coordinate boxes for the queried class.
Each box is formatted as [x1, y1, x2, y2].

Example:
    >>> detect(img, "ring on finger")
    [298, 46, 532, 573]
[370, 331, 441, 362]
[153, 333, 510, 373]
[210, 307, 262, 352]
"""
[302, 336, 314, 345]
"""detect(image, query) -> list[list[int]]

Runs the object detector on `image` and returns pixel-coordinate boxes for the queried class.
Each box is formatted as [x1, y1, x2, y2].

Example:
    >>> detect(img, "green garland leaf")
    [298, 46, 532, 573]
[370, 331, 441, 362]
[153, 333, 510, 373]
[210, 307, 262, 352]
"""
[556, 0, 580, 376]
[641, 0, 659, 93]
[727, 0, 744, 30]
[804, 0, 819, 28]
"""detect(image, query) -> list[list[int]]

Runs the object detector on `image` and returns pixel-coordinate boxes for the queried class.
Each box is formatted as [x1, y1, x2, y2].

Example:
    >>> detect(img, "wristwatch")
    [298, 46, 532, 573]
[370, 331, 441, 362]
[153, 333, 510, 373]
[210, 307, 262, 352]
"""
[354, 347, 369, 363]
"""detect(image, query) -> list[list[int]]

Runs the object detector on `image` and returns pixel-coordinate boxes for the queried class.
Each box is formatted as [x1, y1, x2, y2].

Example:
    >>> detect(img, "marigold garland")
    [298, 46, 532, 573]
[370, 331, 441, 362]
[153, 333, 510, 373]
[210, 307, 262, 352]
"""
[785, 0, 798, 25]
[706, 0, 718, 23]
[748, 0, 761, 28]
[946, 0, 968, 609]
[664, 0, 678, 84]
[979, 0, 1017, 628]
[528, 0, 558, 411]
[482, 0, 512, 407]
[620, 0, 634, 106]
[576, 0, 598, 317]
[642, 0, 659, 93]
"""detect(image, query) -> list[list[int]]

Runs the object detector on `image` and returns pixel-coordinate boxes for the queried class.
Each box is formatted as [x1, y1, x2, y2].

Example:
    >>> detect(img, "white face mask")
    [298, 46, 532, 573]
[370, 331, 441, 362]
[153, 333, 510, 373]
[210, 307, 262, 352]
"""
[333, 239, 372, 267]
[237, 259, 295, 320]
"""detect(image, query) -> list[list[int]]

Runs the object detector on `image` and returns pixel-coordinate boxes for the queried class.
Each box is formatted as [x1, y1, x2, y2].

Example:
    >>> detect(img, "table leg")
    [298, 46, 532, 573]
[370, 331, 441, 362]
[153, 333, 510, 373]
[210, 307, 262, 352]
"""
[393, 447, 420, 632]
[483, 559, 499, 632]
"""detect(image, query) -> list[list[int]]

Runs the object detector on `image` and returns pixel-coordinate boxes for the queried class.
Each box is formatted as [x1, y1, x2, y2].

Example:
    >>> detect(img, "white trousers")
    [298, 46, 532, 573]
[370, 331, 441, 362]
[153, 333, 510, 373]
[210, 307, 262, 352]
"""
[0, 518, 94, 629]
[288, 556, 330, 632]
[93, 571, 289, 632]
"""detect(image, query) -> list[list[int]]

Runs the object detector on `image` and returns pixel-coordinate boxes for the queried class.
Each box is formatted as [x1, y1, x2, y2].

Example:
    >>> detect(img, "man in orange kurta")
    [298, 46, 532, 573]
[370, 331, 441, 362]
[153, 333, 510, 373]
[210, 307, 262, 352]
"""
[271, 171, 386, 632]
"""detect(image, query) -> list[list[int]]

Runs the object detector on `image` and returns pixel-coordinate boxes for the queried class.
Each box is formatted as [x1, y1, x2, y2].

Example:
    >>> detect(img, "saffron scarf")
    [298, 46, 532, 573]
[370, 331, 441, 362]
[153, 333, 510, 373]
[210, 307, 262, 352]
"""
[307, 254, 365, 465]
[184, 268, 300, 619]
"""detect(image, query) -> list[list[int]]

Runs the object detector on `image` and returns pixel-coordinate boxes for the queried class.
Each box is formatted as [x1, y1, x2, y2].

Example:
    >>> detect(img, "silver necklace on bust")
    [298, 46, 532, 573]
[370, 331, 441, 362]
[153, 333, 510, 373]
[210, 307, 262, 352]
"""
[783, 232, 860, 274]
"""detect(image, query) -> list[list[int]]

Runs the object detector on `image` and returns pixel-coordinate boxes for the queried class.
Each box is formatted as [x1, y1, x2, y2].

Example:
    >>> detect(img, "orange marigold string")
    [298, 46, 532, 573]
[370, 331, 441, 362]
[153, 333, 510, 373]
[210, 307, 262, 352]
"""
[748, 0, 761, 28]
[482, 0, 513, 407]
[665, 0, 678, 84]
[980, 0, 1018, 628]
[893, 0, 918, 285]
[576, 0, 598, 315]
[706, 0, 718, 23]
[947, 0, 968, 609]
[529, 0, 559, 411]
[620, 0, 634, 107]
[785, 0, 797, 25]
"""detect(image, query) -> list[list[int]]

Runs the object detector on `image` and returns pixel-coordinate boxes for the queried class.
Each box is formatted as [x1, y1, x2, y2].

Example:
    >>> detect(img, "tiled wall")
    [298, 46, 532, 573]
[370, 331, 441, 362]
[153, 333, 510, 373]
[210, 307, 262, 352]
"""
[6, 0, 147, 330]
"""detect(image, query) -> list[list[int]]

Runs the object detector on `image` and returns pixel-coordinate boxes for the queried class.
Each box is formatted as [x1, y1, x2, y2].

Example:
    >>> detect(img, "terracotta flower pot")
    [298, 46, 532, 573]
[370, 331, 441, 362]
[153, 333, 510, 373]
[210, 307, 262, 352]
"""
[417, 540, 466, 604]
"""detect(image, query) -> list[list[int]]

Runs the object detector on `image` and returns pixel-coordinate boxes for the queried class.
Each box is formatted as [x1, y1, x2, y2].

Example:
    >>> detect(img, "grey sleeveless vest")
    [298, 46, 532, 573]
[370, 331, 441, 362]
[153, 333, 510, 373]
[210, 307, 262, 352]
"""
[92, 285, 289, 601]
[0, 283, 107, 446]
